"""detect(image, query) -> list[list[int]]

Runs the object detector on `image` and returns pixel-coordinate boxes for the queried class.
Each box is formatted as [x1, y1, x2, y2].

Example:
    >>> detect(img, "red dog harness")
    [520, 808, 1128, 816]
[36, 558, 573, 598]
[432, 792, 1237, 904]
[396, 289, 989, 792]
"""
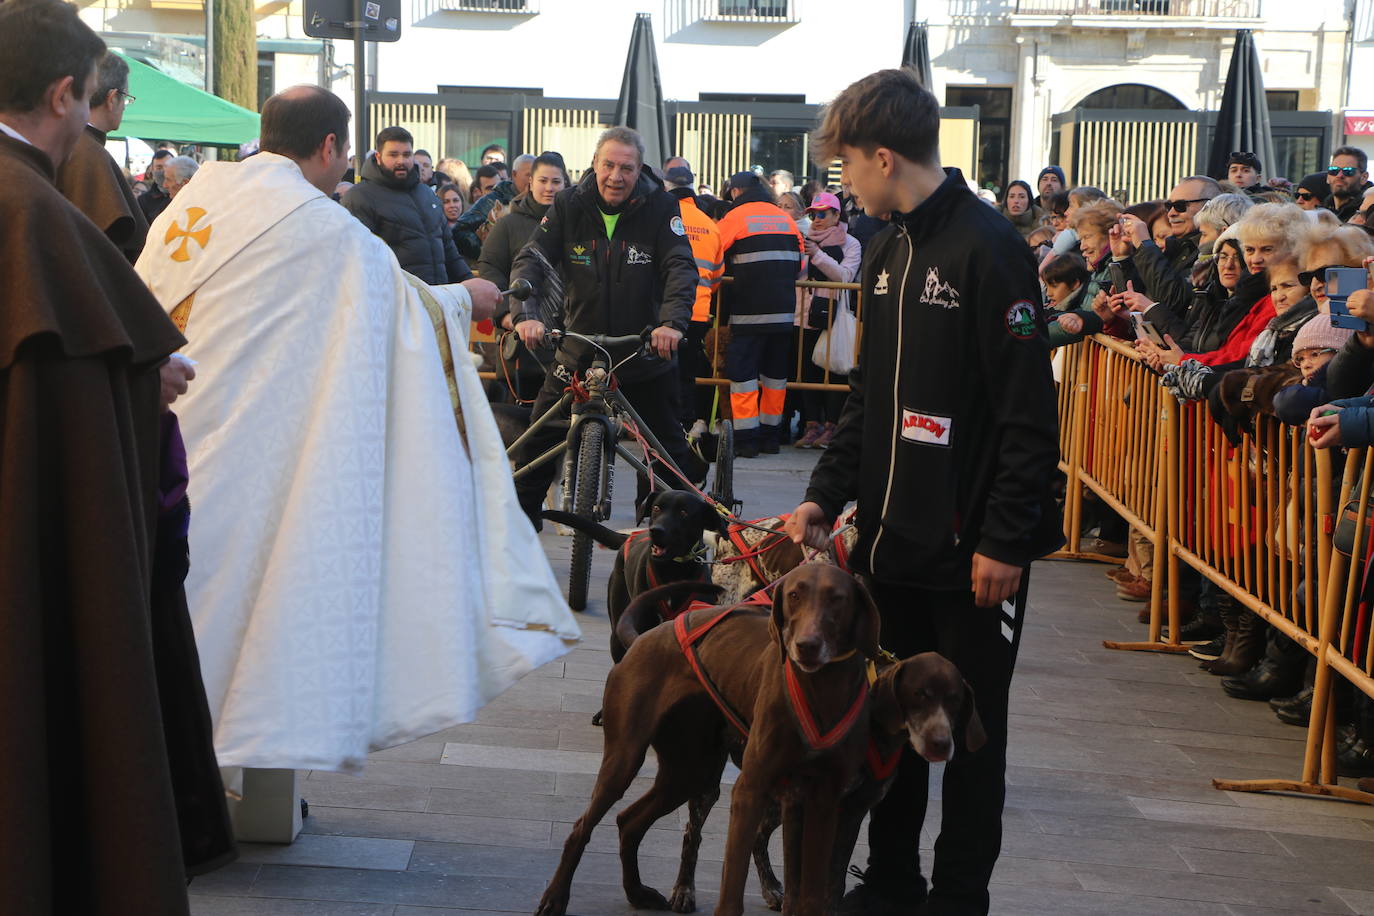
[675, 595, 879, 766]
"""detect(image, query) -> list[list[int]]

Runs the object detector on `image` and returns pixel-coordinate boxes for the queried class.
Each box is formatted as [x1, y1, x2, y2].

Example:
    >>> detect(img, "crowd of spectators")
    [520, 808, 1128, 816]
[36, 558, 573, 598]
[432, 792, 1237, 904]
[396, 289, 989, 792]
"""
[1006, 146, 1374, 779]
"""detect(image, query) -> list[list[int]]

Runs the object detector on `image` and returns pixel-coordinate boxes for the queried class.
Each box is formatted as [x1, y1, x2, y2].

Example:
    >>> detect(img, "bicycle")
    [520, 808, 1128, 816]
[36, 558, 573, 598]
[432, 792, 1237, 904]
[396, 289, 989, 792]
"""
[506, 328, 736, 610]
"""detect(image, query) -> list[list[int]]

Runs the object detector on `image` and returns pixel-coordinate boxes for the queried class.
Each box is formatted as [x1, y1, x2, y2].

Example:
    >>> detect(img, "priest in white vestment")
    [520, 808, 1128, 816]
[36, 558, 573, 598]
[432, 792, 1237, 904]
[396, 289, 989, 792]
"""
[135, 86, 579, 774]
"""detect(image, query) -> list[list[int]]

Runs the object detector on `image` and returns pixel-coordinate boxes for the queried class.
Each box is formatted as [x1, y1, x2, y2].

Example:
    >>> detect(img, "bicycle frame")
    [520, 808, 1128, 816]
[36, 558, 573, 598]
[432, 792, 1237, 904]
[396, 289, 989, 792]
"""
[507, 361, 687, 520]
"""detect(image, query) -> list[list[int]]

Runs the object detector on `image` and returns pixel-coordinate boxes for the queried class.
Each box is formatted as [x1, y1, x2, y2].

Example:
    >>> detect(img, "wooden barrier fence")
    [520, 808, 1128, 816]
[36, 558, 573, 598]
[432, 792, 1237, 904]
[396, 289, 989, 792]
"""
[1057, 333, 1374, 806]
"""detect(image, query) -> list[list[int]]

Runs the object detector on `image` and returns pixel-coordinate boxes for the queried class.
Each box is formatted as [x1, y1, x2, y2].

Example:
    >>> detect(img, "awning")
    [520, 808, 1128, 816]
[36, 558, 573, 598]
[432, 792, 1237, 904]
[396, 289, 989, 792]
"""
[108, 52, 260, 147]
[1346, 112, 1374, 136]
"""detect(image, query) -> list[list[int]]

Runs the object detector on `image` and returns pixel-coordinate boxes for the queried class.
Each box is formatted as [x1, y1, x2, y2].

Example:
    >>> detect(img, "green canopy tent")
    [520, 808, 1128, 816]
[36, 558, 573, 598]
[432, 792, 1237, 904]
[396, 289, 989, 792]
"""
[108, 52, 259, 147]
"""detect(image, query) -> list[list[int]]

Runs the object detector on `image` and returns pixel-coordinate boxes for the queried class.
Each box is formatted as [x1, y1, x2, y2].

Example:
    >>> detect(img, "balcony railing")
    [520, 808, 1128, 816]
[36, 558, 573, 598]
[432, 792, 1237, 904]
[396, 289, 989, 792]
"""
[1014, 0, 1259, 15]
[693, 0, 800, 23]
[422, 0, 537, 13]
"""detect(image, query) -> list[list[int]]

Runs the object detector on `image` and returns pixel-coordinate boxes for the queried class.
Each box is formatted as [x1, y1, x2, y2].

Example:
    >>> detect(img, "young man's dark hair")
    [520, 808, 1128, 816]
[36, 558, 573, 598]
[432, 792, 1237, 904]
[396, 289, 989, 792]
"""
[1334, 145, 1370, 173]
[1045, 189, 1071, 216]
[414, 148, 431, 160]
[481, 142, 507, 161]
[811, 67, 940, 166]
[375, 125, 413, 149]
[473, 163, 502, 184]
[259, 85, 350, 160]
[1041, 250, 1090, 287]
[0, 0, 107, 113]
[1227, 150, 1263, 175]
[89, 51, 129, 107]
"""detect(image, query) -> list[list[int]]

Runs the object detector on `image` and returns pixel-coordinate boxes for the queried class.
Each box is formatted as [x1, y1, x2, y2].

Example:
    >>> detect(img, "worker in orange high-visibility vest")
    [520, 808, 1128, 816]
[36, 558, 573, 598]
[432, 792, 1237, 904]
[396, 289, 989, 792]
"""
[665, 162, 724, 429]
[717, 170, 805, 457]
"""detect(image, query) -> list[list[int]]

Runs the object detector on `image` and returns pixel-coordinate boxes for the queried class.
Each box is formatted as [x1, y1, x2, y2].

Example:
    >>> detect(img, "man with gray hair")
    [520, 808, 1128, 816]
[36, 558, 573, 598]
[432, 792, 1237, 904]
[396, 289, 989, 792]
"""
[1117, 174, 1222, 316]
[509, 124, 706, 528]
[510, 152, 535, 196]
[55, 50, 148, 260]
[162, 154, 199, 198]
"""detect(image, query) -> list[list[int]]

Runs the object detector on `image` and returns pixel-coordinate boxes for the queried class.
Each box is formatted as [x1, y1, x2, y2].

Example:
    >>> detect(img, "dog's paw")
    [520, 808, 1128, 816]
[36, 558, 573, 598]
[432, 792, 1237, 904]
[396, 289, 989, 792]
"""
[534, 889, 569, 916]
[590, 709, 603, 727]
[625, 883, 671, 910]
[667, 884, 696, 913]
[759, 882, 783, 911]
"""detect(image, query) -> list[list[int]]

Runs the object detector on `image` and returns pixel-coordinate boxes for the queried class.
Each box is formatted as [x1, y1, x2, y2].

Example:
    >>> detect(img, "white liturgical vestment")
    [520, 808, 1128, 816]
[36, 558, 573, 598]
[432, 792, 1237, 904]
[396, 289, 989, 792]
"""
[137, 152, 579, 772]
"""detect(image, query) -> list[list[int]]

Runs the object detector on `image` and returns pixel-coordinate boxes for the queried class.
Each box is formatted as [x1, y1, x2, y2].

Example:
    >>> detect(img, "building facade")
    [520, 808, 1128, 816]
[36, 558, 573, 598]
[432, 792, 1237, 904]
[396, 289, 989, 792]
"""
[79, 0, 1365, 193]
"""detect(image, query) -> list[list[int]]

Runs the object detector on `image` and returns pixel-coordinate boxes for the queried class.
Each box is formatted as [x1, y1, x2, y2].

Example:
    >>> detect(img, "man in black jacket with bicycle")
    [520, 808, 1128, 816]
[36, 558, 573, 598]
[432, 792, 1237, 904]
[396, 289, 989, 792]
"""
[509, 126, 707, 528]
[786, 70, 1064, 916]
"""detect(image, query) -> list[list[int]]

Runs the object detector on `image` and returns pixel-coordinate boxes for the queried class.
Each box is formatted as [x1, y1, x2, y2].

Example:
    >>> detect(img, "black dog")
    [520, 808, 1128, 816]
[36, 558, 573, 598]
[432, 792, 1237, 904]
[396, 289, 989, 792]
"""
[543, 490, 729, 663]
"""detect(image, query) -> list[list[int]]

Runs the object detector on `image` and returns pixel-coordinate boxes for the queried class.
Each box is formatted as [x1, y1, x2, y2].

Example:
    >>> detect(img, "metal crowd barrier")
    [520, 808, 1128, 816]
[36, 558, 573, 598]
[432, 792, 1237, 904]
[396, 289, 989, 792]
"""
[1056, 333, 1374, 807]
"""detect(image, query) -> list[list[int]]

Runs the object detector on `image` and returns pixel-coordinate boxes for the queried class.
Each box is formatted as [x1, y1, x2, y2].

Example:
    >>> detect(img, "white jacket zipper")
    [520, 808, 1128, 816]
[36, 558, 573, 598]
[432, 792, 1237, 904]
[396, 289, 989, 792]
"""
[867, 228, 915, 572]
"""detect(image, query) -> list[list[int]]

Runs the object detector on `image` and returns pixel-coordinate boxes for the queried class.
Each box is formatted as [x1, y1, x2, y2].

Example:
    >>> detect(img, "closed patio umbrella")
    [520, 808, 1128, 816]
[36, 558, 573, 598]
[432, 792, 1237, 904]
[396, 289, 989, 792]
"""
[614, 13, 670, 171]
[1206, 29, 1276, 184]
[901, 20, 934, 90]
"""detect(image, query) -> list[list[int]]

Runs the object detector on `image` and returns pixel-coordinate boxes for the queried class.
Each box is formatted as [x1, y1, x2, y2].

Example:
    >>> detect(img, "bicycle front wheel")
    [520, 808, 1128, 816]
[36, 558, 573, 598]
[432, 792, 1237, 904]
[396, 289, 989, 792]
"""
[566, 421, 606, 612]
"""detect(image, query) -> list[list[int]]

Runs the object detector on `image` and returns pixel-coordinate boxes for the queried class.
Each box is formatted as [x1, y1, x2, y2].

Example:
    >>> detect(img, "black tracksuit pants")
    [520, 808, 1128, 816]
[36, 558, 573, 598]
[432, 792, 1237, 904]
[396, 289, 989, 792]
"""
[861, 574, 1027, 916]
[514, 365, 703, 525]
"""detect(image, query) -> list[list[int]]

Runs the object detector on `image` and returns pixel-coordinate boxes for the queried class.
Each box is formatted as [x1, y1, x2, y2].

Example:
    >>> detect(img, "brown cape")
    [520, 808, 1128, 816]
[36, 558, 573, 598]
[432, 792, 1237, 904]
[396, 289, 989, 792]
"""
[0, 135, 232, 915]
[54, 124, 148, 262]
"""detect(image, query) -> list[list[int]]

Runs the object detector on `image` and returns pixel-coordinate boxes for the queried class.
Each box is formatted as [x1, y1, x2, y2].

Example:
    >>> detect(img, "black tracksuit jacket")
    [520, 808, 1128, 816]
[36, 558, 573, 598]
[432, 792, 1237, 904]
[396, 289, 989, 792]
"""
[510, 165, 696, 382]
[805, 169, 1065, 588]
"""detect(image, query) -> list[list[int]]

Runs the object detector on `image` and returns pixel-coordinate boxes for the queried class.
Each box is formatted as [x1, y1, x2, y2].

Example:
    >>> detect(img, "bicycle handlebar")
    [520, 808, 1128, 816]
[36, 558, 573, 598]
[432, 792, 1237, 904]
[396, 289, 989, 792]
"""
[545, 329, 649, 350]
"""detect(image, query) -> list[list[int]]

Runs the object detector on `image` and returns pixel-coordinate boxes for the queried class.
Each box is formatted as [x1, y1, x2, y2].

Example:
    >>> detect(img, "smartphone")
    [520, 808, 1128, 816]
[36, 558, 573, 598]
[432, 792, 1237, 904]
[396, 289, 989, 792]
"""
[1108, 262, 1128, 295]
[1130, 312, 1167, 347]
[1326, 267, 1373, 333]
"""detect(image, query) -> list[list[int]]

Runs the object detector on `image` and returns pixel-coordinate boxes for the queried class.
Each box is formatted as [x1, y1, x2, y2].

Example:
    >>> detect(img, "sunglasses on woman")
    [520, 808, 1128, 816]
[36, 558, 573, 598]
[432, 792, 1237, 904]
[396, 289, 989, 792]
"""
[1296, 191, 1316, 201]
[1329, 166, 1361, 177]
[1298, 264, 1345, 287]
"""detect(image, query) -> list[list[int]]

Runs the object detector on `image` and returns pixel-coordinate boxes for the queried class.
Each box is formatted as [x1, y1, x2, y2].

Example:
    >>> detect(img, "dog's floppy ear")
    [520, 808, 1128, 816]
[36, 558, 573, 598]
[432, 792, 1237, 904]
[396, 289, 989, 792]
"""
[769, 586, 788, 664]
[958, 678, 988, 753]
[850, 577, 883, 660]
[869, 663, 905, 735]
[702, 500, 732, 541]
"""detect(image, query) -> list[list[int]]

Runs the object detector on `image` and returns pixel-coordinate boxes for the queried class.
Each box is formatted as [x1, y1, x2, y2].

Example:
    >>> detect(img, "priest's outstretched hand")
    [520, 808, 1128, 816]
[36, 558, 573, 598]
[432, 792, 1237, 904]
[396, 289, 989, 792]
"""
[461, 278, 500, 322]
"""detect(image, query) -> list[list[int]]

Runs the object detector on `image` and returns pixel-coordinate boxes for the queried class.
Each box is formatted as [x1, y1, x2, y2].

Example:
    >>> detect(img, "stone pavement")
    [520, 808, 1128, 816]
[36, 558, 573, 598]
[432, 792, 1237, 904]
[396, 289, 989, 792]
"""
[190, 447, 1374, 916]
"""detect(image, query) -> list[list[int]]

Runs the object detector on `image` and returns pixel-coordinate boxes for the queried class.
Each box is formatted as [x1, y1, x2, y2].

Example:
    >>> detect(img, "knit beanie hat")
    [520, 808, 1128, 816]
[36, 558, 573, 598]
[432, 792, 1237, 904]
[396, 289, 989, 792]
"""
[1037, 165, 1066, 187]
[1298, 172, 1329, 201]
[1291, 314, 1354, 356]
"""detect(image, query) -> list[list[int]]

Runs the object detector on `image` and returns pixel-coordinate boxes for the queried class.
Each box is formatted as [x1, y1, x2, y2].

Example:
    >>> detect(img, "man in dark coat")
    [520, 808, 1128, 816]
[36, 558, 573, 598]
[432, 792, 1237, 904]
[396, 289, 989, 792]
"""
[343, 124, 473, 284]
[139, 148, 174, 223]
[55, 50, 148, 261]
[0, 4, 233, 912]
[788, 70, 1063, 916]
[508, 126, 707, 526]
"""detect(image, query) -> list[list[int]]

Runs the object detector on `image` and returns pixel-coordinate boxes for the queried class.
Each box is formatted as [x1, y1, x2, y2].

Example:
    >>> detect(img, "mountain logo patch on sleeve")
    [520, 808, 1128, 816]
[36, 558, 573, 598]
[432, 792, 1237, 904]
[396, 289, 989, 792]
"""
[1005, 300, 1038, 339]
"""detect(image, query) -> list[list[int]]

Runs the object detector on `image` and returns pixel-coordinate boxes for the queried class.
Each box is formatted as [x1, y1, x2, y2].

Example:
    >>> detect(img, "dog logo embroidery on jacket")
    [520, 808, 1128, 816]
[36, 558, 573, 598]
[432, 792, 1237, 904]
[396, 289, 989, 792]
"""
[873, 268, 890, 296]
[900, 408, 952, 447]
[627, 245, 653, 265]
[1005, 300, 1038, 339]
[919, 266, 960, 309]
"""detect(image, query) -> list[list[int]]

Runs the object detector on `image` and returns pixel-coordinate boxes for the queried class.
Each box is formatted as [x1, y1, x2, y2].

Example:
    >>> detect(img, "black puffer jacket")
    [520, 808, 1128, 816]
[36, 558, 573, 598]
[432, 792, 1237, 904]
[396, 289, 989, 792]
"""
[343, 155, 472, 285]
[479, 192, 548, 319]
[509, 165, 696, 382]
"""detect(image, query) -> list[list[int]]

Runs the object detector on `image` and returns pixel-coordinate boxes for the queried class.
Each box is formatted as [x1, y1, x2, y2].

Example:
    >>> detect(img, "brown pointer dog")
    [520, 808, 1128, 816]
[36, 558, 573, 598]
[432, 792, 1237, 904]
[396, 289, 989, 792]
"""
[532, 565, 878, 916]
[613, 592, 986, 913]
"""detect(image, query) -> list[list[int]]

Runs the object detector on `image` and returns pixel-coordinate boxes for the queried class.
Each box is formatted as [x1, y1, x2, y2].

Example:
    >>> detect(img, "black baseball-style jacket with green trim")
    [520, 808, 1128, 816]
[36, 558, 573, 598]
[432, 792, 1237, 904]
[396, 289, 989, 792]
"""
[805, 169, 1065, 589]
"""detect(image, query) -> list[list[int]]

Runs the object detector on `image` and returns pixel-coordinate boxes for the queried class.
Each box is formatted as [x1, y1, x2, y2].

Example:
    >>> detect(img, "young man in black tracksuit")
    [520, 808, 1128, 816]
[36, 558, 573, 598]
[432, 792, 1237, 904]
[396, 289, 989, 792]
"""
[509, 126, 707, 527]
[788, 70, 1064, 916]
